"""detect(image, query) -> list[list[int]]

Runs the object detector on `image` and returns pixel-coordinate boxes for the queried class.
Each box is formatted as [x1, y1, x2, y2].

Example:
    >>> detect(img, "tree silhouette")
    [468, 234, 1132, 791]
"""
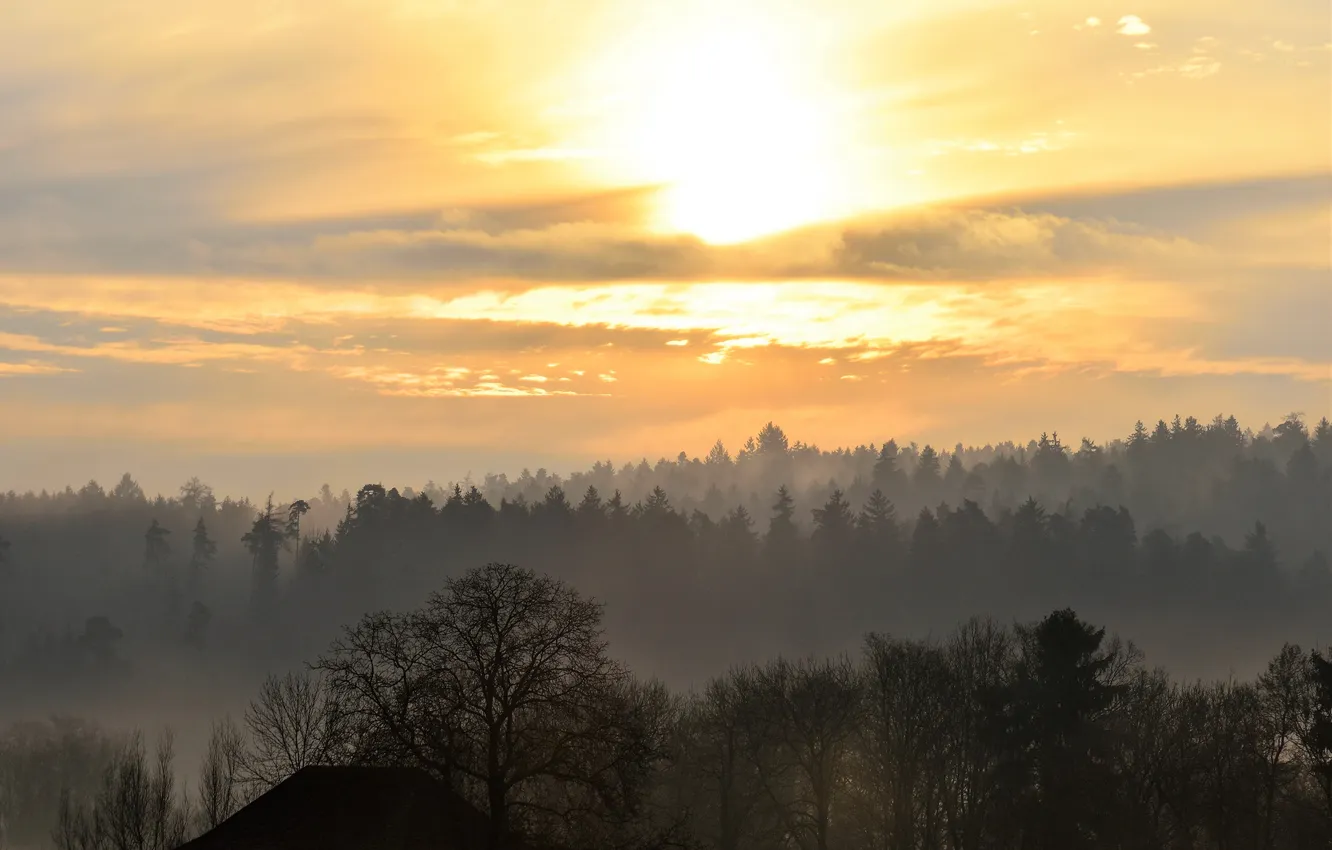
[188, 518, 217, 592]
[811, 488, 854, 550]
[241, 496, 286, 618]
[992, 609, 1131, 849]
[764, 486, 798, 561]
[143, 520, 171, 576]
[286, 499, 310, 567]
[317, 563, 665, 850]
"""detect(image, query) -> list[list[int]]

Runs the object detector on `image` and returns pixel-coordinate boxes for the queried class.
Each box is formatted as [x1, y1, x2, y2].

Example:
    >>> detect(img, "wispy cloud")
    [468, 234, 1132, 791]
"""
[0, 360, 78, 377]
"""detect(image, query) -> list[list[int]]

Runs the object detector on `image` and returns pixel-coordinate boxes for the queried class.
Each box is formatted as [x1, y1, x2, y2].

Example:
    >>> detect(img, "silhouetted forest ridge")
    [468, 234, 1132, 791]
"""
[0, 412, 1328, 694]
[17, 566, 1332, 850]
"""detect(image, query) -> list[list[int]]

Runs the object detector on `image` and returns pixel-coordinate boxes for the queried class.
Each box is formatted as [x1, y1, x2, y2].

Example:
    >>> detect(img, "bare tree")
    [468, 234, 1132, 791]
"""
[750, 656, 861, 850]
[53, 730, 192, 850]
[678, 668, 773, 850]
[856, 633, 952, 850]
[937, 617, 1014, 850]
[196, 717, 247, 831]
[242, 671, 346, 792]
[317, 562, 657, 850]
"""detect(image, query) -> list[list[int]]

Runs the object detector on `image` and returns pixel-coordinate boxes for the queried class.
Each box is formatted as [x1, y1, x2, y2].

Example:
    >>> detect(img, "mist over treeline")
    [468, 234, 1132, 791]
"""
[0, 411, 1328, 847]
[1, 411, 1327, 680]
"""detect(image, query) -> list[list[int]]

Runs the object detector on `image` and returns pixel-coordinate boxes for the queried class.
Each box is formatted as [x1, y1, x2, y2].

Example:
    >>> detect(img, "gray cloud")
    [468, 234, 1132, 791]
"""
[0, 173, 1323, 283]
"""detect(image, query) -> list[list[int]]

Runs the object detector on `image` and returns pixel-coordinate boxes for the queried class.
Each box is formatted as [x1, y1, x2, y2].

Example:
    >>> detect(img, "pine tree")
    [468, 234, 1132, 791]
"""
[286, 499, 310, 566]
[812, 488, 854, 547]
[242, 496, 286, 618]
[872, 439, 906, 496]
[705, 439, 732, 467]
[766, 485, 798, 556]
[915, 445, 942, 506]
[577, 485, 604, 519]
[910, 508, 942, 573]
[993, 609, 1127, 850]
[144, 520, 172, 576]
[605, 489, 629, 528]
[644, 486, 673, 516]
[188, 518, 217, 590]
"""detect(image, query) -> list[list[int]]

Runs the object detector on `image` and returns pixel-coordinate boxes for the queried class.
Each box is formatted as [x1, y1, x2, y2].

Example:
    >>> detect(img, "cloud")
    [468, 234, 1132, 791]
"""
[0, 360, 78, 377]
[1117, 15, 1151, 36]
[0, 329, 354, 370]
[330, 365, 589, 398]
[9, 170, 1322, 289]
[0, 200, 1223, 285]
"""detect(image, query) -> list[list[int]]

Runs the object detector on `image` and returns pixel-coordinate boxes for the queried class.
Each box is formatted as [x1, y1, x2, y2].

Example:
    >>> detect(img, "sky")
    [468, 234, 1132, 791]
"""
[0, 0, 1329, 498]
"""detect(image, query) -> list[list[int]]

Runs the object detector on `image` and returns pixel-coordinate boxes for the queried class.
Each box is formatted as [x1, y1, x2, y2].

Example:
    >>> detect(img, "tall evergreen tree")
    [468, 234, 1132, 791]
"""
[242, 496, 286, 618]
[812, 488, 854, 548]
[188, 518, 217, 591]
[992, 609, 1127, 850]
[765, 486, 799, 558]
[144, 520, 172, 576]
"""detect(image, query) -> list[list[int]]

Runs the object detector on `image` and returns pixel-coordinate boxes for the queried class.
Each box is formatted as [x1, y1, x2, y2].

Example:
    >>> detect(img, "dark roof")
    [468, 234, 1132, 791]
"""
[176, 766, 490, 850]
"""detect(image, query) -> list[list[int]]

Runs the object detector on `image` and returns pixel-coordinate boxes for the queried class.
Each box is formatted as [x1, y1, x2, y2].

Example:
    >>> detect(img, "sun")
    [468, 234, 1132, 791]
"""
[582, 12, 855, 244]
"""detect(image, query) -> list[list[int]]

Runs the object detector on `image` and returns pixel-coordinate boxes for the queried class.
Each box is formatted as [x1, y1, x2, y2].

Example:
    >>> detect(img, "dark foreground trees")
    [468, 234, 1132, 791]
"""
[673, 611, 1332, 850]
[29, 564, 1332, 850]
[316, 562, 675, 850]
[53, 731, 191, 850]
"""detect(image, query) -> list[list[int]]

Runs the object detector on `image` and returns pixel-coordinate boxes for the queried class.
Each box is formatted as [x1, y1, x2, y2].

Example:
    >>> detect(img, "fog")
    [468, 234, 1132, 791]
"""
[1, 412, 1328, 848]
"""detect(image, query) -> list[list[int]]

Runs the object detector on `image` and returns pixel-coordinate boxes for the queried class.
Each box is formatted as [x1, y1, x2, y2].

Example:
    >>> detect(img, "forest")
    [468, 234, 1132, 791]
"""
[0, 411, 1328, 848]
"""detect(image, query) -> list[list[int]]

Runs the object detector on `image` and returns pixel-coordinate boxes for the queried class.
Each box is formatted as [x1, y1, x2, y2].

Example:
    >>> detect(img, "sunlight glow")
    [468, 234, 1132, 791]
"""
[588, 12, 856, 244]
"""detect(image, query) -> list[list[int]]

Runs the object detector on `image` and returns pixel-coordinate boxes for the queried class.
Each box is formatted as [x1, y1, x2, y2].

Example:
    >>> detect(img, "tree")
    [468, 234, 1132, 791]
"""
[872, 440, 907, 499]
[577, 486, 605, 519]
[242, 671, 346, 792]
[317, 563, 662, 850]
[990, 609, 1136, 850]
[811, 488, 854, 549]
[679, 669, 769, 850]
[143, 521, 171, 577]
[111, 473, 145, 503]
[910, 509, 943, 575]
[857, 489, 898, 551]
[1256, 644, 1313, 849]
[178, 478, 215, 514]
[943, 451, 967, 502]
[765, 486, 799, 559]
[187, 518, 216, 591]
[859, 635, 951, 850]
[286, 500, 310, 566]
[1308, 650, 1332, 816]
[720, 505, 757, 563]
[751, 657, 861, 850]
[242, 497, 286, 617]
[196, 717, 246, 831]
[915, 445, 942, 506]
[705, 440, 732, 467]
[54, 730, 191, 850]
[756, 423, 789, 456]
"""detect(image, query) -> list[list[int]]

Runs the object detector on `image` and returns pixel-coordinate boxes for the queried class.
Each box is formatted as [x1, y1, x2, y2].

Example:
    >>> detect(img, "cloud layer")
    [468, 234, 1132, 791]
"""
[0, 0, 1327, 494]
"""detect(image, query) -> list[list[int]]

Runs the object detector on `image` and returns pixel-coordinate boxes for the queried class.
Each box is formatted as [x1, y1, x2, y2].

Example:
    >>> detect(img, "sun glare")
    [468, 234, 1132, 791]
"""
[585, 12, 854, 244]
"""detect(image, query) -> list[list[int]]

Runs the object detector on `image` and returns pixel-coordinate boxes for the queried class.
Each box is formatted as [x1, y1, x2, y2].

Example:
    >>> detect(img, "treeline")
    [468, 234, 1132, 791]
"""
[3, 412, 1330, 557]
[18, 564, 1332, 850]
[1, 417, 1329, 692]
[456, 413, 1332, 563]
